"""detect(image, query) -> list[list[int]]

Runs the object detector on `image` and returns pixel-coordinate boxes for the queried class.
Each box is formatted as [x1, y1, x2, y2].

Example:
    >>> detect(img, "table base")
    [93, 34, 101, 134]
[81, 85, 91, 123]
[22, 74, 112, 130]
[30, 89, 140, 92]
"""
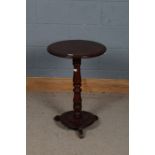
[54, 111, 98, 138]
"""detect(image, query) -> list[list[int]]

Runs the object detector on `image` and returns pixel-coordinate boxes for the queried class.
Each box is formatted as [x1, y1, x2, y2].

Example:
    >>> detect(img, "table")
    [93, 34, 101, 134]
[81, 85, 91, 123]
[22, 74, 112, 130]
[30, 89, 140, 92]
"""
[47, 40, 106, 138]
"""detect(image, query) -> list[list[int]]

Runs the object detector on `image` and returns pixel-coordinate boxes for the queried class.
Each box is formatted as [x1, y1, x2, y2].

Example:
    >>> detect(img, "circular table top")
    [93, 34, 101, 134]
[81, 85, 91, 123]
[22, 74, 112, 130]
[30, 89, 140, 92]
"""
[47, 40, 106, 59]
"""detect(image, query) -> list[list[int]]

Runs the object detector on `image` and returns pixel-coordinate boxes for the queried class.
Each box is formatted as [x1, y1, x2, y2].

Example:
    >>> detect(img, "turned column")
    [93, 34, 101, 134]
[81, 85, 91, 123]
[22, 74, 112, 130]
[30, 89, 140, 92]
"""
[73, 58, 82, 119]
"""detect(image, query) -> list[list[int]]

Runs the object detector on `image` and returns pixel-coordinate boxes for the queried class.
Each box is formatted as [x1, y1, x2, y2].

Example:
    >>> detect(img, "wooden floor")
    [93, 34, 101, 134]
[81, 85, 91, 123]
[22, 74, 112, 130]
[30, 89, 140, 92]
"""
[27, 77, 129, 93]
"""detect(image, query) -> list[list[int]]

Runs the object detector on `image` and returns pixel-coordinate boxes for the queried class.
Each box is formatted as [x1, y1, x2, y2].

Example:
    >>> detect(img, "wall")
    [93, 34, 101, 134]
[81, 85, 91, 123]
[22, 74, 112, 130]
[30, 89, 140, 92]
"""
[26, 0, 129, 79]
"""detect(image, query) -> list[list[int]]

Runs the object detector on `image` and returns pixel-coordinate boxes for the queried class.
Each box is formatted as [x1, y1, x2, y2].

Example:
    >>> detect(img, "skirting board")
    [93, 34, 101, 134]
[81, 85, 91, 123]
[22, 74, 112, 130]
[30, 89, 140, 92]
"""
[27, 77, 129, 93]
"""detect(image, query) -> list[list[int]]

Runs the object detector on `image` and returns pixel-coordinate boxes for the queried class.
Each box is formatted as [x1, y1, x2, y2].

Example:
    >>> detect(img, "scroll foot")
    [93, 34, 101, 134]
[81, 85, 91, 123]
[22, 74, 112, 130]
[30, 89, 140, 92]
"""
[54, 115, 61, 121]
[78, 129, 84, 139]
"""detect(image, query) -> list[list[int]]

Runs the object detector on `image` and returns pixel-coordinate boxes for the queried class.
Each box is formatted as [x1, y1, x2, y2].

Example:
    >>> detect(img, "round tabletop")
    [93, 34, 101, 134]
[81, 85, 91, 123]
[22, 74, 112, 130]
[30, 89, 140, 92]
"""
[47, 40, 106, 59]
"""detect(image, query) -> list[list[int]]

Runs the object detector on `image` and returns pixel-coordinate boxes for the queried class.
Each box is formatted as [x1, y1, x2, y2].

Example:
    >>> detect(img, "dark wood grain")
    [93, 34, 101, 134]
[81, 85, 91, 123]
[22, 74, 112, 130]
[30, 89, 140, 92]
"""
[47, 40, 106, 58]
[47, 40, 106, 138]
[73, 58, 82, 119]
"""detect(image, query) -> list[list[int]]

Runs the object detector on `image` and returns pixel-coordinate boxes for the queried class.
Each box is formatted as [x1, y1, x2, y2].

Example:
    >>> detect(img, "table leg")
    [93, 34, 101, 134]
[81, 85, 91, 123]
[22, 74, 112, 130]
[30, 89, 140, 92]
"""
[54, 58, 98, 138]
[73, 58, 82, 119]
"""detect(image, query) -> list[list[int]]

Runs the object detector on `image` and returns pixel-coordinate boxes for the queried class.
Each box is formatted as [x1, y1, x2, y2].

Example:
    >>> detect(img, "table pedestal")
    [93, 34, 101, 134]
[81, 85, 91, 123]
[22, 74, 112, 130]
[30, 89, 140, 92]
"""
[54, 58, 98, 138]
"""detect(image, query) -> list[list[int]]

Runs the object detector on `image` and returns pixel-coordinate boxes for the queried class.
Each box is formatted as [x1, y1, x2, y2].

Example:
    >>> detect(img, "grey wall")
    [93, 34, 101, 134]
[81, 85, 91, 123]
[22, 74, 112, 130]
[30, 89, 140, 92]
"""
[26, 0, 129, 79]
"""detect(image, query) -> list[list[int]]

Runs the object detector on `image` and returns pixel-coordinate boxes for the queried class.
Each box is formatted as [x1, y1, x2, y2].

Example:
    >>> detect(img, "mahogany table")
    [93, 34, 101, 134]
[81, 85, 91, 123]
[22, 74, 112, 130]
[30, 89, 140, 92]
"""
[47, 40, 106, 138]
